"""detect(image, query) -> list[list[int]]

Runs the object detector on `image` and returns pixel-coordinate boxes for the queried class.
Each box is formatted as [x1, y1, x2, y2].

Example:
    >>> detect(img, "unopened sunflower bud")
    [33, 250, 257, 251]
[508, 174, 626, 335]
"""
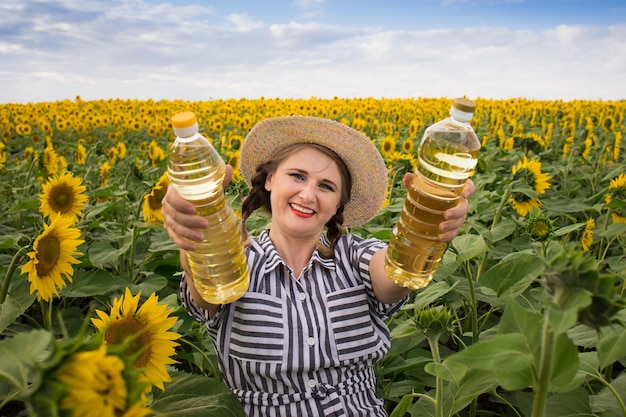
[414, 305, 454, 336]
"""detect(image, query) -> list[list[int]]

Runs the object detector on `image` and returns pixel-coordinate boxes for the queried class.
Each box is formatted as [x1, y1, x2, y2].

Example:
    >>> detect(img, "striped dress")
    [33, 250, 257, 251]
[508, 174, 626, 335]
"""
[181, 230, 407, 417]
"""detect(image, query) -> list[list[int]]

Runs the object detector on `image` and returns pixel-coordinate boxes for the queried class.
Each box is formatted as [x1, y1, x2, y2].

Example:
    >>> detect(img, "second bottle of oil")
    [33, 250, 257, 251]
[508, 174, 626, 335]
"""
[385, 98, 480, 289]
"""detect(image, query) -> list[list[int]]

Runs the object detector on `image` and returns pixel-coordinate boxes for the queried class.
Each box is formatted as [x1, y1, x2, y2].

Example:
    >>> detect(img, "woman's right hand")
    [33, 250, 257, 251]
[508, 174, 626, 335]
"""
[161, 186, 208, 251]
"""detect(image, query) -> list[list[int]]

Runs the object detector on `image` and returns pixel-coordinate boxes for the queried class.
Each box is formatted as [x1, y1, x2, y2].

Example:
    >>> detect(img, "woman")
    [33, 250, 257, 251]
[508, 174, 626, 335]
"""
[162, 115, 473, 417]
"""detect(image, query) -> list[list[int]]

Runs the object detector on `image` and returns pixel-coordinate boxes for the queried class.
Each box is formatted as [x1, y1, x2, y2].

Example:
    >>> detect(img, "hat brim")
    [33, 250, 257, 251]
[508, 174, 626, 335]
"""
[240, 115, 388, 228]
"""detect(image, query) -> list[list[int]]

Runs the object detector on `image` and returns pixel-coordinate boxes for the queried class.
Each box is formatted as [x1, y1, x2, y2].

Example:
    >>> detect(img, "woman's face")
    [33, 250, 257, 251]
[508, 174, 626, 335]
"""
[265, 146, 343, 239]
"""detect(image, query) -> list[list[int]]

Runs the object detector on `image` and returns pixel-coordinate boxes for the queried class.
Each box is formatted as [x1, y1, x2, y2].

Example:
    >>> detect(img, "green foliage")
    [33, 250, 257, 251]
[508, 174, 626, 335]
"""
[1, 97, 625, 416]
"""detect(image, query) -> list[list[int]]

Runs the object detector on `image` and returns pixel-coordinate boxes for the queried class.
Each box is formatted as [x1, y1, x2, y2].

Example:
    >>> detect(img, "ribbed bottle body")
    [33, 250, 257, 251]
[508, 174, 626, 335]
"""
[385, 102, 480, 289]
[168, 130, 249, 304]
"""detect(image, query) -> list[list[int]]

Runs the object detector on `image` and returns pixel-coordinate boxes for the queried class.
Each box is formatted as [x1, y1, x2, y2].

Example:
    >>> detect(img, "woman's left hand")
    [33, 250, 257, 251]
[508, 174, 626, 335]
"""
[402, 173, 475, 242]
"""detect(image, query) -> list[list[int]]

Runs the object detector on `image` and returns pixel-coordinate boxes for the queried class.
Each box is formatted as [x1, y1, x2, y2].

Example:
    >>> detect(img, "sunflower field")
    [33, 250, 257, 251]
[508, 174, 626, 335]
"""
[0, 96, 625, 417]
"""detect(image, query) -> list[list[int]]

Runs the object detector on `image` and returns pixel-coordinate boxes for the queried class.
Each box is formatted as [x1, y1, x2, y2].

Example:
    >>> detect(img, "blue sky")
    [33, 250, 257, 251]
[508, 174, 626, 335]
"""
[1, 0, 625, 103]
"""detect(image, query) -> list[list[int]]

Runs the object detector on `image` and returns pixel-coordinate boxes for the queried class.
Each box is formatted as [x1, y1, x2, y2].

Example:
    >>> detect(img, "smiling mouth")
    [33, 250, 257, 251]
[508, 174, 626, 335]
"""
[290, 203, 315, 216]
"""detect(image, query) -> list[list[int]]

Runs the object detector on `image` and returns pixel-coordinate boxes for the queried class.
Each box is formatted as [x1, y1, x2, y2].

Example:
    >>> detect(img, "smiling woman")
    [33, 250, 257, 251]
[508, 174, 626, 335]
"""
[161, 115, 473, 416]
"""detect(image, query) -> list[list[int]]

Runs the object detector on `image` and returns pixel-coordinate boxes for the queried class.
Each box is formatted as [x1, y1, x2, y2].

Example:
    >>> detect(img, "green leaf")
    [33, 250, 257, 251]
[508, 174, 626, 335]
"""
[0, 330, 54, 395]
[483, 217, 517, 243]
[451, 235, 488, 263]
[88, 240, 131, 269]
[554, 222, 585, 237]
[445, 333, 534, 373]
[550, 332, 583, 392]
[62, 269, 128, 297]
[597, 324, 626, 369]
[590, 373, 626, 415]
[0, 235, 19, 250]
[151, 371, 245, 417]
[449, 368, 499, 414]
[389, 392, 418, 417]
[547, 290, 592, 335]
[480, 253, 545, 305]
[577, 351, 599, 375]
[0, 279, 36, 334]
[545, 387, 592, 416]
[410, 280, 458, 311]
[135, 274, 169, 295]
[567, 325, 598, 349]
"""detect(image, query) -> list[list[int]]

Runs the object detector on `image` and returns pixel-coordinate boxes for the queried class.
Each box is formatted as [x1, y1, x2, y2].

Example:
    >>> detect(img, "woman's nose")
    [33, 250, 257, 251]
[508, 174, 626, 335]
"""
[298, 182, 316, 201]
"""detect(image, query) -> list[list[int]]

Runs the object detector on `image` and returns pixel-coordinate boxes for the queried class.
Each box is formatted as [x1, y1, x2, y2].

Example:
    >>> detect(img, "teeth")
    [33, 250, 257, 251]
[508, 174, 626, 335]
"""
[291, 203, 314, 214]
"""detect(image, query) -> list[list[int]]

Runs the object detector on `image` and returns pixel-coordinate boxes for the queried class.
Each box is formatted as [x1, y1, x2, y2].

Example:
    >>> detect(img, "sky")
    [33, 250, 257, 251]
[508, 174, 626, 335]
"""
[1, 0, 625, 104]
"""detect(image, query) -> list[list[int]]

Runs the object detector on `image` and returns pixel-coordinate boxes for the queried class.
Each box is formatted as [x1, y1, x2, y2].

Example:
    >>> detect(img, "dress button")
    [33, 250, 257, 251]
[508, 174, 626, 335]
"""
[308, 379, 317, 388]
[307, 337, 316, 346]
[298, 292, 306, 301]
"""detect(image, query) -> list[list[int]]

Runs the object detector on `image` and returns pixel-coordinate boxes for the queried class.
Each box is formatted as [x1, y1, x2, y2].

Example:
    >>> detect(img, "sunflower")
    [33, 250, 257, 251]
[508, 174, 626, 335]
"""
[525, 211, 554, 242]
[401, 138, 414, 154]
[509, 156, 551, 216]
[227, 150, 242, 182]
[100, 161, 111, 183]
[117, 141, 127, 158]
[108, 146, 119, 164]
[23, 146, 38, 161]
[143, 173, 169, 223]
[39, 171, 88, 224]
[380, 135, 396, 159]
[75, 143, 87, 165]
[148, 141, 165, 166]
[604, 173, 626, 224]
[614, 131, 622, 162]
[21, 216, 84, 302]
[56, 344, 152, 417]
[42, 145, 59, 175]
[92, 288, 181, 391]
[581, 218, 595, 252]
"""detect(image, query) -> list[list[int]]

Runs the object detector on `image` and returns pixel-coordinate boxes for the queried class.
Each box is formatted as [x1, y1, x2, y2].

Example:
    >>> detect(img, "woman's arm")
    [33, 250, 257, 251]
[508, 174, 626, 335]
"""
[370, 173, 475, 304]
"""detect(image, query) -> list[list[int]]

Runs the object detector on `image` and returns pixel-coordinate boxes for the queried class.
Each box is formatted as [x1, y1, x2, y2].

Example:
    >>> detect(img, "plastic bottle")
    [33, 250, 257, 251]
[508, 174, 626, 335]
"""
[384, 98, 480, 289]
[167, 111, 250, 304]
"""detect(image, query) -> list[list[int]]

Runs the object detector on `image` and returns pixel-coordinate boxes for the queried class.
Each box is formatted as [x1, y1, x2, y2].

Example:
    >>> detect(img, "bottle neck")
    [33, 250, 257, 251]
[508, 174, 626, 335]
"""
[450, 107, 473, 123]
[173, 122, 199, 138]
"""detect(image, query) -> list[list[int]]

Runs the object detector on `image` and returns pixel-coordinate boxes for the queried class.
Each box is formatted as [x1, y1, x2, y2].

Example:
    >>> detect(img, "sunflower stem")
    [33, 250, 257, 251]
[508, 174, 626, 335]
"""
[425, 332, 444, 417]
[476, 189, 511, 281]
[40, 299, 53, 331]
[0, 247, 27, 304]
[129, 226, 139, 283]
[531, 315, 554, 417]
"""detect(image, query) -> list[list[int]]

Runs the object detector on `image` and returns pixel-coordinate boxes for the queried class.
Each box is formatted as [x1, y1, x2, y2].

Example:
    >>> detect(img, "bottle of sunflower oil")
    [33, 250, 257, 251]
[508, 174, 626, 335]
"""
[384, 98, 480, 289]
[167, 111, 249, 304]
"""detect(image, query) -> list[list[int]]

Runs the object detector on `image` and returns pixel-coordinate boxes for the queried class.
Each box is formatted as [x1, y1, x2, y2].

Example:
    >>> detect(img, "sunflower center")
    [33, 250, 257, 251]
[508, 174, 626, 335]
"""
[35, 234, 61, 277]
[149, 187, 167, 211]
[49, 184, 75, 213]
[105, 317, 153, 369]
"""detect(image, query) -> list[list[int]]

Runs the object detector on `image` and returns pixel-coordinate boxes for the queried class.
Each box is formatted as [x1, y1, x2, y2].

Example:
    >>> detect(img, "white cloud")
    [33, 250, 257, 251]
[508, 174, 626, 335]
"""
[0, 0, 624, 103]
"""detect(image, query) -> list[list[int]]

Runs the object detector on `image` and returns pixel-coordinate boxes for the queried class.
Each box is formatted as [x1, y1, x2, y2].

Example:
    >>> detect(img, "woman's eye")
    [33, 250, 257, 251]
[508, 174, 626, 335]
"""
[289, 172, 305, 181]
[320, 183, 335, 192]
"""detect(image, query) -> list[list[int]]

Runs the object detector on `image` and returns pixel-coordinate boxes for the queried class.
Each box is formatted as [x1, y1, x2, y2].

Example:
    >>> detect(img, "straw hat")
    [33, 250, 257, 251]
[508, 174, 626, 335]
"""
[240, 115, 388, 228]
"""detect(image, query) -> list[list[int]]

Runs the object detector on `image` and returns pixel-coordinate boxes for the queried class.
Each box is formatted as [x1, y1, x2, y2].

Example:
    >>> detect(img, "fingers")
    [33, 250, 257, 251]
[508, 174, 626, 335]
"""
[461, 179, 475, 199]
[402, 172, 414, 188]
[439, 180, 474, 241]
[162, 187, 208, 251]
[224, 164, 234, 188]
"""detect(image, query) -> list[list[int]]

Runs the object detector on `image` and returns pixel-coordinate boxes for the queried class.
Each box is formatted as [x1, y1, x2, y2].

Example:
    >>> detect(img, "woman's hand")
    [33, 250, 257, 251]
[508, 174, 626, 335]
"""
[161, 186, 207, 251]
[402, 173, 475, 242]
[162, 165, 233, 251]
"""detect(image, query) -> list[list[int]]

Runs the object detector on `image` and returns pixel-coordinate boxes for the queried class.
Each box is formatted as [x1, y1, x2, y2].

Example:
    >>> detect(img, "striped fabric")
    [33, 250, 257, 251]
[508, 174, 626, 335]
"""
[181, 230, 407, 417]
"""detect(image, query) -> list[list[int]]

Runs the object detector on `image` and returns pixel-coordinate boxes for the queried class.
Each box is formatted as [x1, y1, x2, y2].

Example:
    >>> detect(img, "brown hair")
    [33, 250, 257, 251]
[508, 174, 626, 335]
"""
[240, 143, 352, 257]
